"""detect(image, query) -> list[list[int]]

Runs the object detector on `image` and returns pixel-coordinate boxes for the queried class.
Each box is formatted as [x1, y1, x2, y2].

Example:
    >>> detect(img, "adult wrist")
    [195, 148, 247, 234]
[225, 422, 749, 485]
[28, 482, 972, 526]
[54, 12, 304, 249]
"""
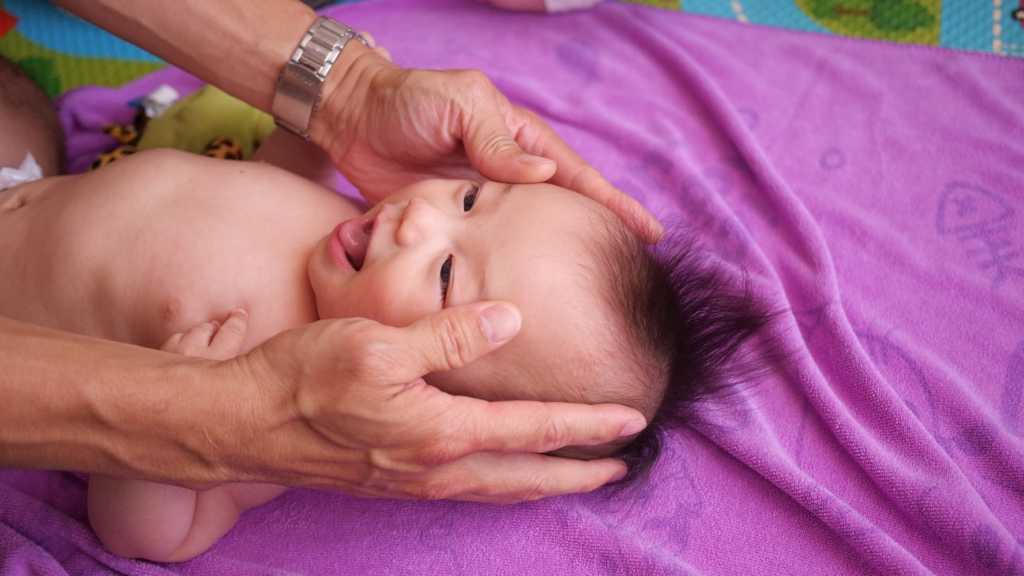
[201, 348, 302, 485]
[307, 38, 397, 165]
[90, 356, 243, 485]
[100, 353, 300, 488]
[0, 318, 245, 486]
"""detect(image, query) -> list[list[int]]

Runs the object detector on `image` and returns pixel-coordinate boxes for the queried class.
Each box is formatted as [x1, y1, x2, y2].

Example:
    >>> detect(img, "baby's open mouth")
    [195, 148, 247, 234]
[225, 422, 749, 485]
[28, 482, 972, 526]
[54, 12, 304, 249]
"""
[337, 212, 375, 271]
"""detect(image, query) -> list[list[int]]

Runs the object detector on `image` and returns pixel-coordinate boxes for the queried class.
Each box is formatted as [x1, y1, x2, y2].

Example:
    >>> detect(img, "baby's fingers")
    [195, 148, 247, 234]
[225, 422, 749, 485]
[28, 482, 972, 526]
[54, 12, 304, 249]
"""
[178, 321, 218, 356]
[160, 310, 248, 359]
[209, 309, 249, 359]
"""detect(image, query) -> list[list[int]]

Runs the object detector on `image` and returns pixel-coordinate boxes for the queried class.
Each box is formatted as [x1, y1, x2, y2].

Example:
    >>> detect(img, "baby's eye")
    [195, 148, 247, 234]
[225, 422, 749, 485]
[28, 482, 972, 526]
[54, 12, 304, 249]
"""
[463, 185, 479, 212]
[440, 255, 453, 305]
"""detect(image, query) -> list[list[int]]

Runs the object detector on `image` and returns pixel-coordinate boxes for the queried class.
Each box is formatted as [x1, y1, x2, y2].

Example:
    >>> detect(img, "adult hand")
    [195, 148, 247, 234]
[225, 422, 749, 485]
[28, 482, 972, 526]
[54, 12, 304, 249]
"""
[52, 2, 659, 240]
[229, 302, 646, 503]
[310, 44, 663, 244]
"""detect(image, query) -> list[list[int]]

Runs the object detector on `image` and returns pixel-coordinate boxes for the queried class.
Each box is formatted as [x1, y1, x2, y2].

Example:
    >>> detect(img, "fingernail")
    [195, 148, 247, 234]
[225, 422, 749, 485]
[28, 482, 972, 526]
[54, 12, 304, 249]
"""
[619, 418, 647, 437]
[518, 154, 553, 168]
[480, 304, 521, 343]
[233, 308, 248, 318]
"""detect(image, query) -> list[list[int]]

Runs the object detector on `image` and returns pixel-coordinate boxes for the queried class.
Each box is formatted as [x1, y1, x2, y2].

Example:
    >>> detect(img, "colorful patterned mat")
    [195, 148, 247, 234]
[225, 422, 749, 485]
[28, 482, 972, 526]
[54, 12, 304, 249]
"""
[0, 0, 1022, 97]
[635, 0, 1024, 58]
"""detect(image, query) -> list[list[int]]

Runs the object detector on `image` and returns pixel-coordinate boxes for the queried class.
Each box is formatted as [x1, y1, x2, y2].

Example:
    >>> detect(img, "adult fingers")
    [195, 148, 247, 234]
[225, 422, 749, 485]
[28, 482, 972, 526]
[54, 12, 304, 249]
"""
[210, 308, 249, 359]
[383, 302, 522, 383]
[511, 107, 664, 243]
[567, 165, 664, 245]
[358, 31, 376, 47]
[435, 398, 646, 459]
[458, 72, 556, 183]
[356, 31, 391, 61]
[415, 452, 628, 503]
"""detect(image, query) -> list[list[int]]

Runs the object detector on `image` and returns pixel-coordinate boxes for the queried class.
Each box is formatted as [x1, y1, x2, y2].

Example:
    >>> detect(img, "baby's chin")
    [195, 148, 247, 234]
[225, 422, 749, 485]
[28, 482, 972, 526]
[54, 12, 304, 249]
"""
[306, 236, 360, 321]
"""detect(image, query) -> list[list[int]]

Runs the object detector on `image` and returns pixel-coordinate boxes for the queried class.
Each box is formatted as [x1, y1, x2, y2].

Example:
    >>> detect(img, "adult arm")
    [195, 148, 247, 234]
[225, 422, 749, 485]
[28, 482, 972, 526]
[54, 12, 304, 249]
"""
[55, 0, 662, 242]
[0, 307, 643, 501]
[54, 0, 312, 114]
[0, 315, 233, 482]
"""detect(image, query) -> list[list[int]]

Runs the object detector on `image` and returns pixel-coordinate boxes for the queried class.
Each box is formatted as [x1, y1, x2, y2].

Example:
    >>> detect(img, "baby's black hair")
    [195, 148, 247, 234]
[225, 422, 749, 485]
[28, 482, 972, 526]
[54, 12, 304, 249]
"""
[596, 222, 776, 483]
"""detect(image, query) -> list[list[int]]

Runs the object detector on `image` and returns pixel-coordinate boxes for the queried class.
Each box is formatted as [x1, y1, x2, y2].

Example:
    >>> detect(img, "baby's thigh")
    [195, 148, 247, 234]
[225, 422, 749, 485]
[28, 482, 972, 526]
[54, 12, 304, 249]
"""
[87, 474, 212, 559]
[88, 475, 286, 561]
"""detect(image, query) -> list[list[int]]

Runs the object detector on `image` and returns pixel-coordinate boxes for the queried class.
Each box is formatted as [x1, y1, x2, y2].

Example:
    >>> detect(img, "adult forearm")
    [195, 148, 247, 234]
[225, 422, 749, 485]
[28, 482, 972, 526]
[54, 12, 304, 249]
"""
[56, 0, 393, 201]
[0, 316, 244, 485]
[55, 0, 316, 113]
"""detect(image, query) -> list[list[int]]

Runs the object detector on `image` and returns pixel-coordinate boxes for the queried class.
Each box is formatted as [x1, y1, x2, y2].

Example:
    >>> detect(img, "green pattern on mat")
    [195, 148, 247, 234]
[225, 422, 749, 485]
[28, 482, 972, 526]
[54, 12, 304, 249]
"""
[0, 28, 163, 98]
[797, 0, 942, 44]
[624, 0, 1022, 58]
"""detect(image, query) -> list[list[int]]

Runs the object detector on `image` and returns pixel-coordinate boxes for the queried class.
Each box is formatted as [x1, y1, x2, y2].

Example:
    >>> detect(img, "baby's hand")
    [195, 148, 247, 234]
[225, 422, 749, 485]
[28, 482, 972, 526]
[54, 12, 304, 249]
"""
[161, 309, 249, 360]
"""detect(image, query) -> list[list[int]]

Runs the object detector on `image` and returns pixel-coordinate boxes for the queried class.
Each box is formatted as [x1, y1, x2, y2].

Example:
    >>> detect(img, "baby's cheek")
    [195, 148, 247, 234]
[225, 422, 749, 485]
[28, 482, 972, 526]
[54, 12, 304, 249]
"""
[332, 275, 431, 326]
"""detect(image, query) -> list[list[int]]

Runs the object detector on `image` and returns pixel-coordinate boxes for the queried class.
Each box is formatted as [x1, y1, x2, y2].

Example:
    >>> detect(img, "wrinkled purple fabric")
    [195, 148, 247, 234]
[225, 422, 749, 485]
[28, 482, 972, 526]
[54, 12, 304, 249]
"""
[5, 0, 1024, 574]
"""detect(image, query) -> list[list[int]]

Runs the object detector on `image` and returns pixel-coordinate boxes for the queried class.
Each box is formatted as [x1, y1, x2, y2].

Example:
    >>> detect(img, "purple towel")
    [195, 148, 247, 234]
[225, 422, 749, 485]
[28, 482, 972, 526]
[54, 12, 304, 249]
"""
[4, 0, 1024, 574]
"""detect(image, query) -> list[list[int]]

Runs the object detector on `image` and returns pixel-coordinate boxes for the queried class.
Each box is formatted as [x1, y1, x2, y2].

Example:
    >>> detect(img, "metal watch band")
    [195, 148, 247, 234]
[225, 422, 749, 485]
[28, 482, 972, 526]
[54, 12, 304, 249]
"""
[272, 16, 366, 138]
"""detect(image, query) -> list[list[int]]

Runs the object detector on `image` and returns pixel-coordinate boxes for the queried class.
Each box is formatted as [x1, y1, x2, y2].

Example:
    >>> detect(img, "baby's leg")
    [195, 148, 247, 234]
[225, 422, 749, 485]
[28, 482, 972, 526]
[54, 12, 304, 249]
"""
[0, 56, 61, 176]
[88, 476, 285, 562]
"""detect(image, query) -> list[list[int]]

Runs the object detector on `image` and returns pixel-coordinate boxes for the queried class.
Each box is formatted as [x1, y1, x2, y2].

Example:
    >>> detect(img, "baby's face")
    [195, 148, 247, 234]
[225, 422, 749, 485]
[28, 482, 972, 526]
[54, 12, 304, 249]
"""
[308, 179, 613, 402]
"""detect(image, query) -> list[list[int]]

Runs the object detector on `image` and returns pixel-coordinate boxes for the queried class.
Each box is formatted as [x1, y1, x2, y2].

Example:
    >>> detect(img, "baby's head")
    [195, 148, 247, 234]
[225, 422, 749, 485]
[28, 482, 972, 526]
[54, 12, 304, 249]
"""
[308, 179, 769, 472]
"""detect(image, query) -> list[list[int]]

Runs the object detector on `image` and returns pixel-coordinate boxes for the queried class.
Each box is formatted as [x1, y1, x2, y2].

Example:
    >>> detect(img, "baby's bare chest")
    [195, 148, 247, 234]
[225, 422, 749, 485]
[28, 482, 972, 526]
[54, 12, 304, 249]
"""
[0, 152, 356, 349]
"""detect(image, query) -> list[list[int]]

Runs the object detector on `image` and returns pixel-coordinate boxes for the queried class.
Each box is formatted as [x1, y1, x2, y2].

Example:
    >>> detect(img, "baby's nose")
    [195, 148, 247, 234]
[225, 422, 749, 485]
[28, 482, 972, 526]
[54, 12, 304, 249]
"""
[396, 197, 441, 246]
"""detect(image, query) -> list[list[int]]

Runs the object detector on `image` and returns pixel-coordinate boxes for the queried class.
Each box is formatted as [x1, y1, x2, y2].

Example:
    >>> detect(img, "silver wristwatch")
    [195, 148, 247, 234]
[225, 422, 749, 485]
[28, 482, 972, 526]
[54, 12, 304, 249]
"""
[272, 16, 367, 139]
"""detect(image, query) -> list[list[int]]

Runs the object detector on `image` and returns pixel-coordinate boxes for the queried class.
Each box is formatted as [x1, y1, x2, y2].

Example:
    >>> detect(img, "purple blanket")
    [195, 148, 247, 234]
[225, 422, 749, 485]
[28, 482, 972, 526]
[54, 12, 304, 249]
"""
[4, 1, 1024, 574]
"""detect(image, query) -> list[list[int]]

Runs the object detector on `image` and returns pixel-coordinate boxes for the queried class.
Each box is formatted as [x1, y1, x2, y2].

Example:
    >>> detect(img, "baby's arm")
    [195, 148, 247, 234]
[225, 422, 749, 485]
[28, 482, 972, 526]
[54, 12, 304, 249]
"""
[251, 128, 341, 189]
[88, 310, 286, 562]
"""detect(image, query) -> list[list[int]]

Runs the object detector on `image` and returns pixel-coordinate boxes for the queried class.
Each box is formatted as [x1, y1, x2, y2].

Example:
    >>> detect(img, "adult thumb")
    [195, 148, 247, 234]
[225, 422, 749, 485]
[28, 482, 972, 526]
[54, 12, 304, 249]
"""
[406, 302, 522, 377]
[465, 112, 555, 184]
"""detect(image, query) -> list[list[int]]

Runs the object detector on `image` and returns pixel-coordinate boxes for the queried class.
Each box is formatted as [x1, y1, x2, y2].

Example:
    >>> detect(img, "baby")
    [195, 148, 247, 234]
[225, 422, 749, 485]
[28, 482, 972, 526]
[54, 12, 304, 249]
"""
[0, 59, 768, 561]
